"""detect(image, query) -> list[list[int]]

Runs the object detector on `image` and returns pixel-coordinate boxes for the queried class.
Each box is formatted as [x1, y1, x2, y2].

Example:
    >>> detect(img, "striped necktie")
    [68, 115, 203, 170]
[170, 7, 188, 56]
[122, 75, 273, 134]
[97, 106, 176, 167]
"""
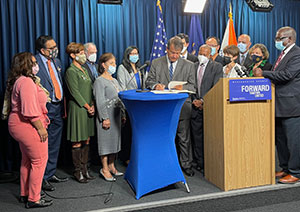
[169, 62, 173, 80]
[273, 50, 285, 71]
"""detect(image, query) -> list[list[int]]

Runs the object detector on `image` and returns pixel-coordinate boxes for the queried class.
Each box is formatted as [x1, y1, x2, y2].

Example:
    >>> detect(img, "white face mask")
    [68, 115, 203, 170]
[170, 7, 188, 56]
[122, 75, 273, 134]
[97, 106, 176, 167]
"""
[198, 55, 209, 64]
[88, 53, 97, 63]
[181, 46, 187, 54]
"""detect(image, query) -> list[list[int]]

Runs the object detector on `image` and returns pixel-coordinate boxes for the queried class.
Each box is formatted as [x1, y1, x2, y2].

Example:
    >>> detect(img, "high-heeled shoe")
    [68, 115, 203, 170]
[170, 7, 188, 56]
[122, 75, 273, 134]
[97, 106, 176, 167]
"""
[99, 169, 116, 182]
[110, 170, 124, 176]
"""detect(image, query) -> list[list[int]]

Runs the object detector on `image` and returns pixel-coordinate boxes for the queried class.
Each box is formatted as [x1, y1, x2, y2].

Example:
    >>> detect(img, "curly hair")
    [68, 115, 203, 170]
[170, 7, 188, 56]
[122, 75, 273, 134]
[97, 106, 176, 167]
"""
[6, 52, 36, 95]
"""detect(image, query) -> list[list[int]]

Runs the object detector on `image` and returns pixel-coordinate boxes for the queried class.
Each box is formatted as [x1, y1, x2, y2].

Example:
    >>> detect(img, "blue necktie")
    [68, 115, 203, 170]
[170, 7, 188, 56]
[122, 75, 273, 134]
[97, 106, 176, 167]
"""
[169, 62, 173, 80]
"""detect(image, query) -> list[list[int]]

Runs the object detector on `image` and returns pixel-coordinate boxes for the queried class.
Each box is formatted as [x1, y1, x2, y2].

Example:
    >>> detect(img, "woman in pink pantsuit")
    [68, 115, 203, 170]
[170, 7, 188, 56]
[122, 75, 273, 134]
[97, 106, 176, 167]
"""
[6, 52, 53, 209]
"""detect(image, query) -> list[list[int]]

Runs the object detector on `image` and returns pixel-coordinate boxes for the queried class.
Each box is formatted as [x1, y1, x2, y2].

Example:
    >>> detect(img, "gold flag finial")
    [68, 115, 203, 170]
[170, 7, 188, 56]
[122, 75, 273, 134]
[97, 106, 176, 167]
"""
[229, 3, 233, 20]
[157, 0, 162, 13]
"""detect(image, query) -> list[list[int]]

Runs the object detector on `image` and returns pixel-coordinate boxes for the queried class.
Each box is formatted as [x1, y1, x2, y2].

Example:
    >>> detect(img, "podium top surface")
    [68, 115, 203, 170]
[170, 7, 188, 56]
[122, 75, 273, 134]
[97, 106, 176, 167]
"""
[119, 89, 188, 101]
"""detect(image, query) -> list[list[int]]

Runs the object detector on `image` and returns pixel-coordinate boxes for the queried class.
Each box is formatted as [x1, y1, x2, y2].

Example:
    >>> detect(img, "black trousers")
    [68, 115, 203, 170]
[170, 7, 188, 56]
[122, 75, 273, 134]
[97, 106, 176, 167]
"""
[190, 109, 204, 169]
[276, 116, 300, 178]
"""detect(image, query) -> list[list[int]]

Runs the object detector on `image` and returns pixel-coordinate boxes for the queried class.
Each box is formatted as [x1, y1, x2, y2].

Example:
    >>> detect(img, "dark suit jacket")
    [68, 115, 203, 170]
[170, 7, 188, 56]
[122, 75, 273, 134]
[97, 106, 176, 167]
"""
[263, 45, 300, 117]
[35, 54, 64, 117]
[82, 62, 98, 83]
[236, 53, 252, 69]
[187, 53, 198, 63]
[146, 56, 195, 119]
[214, 54, 225, 66]
[192, 60, 223, 118]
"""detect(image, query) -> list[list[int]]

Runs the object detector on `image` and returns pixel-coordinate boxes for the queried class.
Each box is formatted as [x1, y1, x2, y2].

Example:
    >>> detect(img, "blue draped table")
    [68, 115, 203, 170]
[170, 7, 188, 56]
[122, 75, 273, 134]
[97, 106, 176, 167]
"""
[119, 90, 190, 199]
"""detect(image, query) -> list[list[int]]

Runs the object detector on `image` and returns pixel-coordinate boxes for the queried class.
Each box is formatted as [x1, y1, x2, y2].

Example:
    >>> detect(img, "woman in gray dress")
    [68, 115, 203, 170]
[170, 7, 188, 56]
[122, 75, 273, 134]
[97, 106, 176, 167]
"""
[94, 53, 125, 181]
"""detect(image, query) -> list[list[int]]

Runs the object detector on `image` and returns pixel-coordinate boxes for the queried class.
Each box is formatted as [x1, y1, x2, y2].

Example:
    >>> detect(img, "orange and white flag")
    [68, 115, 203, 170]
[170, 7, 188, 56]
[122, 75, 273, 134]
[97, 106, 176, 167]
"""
[220, 3, 237, 54]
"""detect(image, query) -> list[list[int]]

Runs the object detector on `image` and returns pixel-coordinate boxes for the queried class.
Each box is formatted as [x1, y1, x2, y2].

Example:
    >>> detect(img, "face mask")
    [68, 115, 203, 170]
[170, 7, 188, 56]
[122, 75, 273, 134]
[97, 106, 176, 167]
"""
[251, 55, 263, 63]
[108, 65, 116, 75]
[275, 41, 285, 51]
[198, 55, 209, 64]
[48, 48, 59, 59]
[75, 54, 87, 65]
[32, 64, 39, 75]
[223, 56, 232, 65]
[210, 47, 216, 56]
[237, 43, 247, 53]
[129, 55, 139, 64]
[181, 46, 187, 54]
[88, 53, 97, 63]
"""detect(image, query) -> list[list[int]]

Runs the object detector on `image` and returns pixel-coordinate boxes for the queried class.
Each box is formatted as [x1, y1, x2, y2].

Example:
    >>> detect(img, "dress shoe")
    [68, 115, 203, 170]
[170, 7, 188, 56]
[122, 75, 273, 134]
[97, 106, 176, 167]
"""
[100, 169, 116, 182]
[279, 174, 300, 184]
[110, 170, 124, 177]
[48, 175, 69, 183]
[25, 199, 53, 209]
[19, 196, 28, 203]
[42, 180, 55, 191]
[275, 171, 288, 178]
[40, 190, 46, 199]
[183, 168, 195, 177]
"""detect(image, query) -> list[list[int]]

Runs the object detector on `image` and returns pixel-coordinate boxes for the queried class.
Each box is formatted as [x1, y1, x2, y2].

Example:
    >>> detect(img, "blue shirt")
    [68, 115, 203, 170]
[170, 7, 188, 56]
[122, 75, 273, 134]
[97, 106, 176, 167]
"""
[86, 61, 98, 80]
[39, 53, 63, 102]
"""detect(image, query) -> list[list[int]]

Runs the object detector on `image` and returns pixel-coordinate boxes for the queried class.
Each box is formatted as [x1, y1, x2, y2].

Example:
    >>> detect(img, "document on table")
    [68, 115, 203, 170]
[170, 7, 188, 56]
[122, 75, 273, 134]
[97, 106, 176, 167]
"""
[151, 81, 195, 94]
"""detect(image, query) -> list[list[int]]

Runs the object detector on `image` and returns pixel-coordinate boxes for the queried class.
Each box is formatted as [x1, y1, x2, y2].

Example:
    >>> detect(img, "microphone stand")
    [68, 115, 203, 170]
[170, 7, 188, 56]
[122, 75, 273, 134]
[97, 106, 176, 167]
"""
[136, 67, 150, 93]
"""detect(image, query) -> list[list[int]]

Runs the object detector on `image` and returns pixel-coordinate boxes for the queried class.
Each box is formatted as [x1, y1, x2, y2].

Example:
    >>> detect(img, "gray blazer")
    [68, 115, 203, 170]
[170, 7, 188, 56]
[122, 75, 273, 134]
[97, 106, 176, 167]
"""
[146, 56, 196, 119]
[117, 64, 147, 91]
[263, 45, 300, 117]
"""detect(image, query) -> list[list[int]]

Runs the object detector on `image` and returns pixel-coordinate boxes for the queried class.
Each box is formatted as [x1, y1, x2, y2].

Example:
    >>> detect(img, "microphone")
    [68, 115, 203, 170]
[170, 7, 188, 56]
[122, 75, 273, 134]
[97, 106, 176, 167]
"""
[137, 60, 150, 71]
[123, 61, 150, 91]
[241, 65, 250, 77]
[234, 66, 248, 77]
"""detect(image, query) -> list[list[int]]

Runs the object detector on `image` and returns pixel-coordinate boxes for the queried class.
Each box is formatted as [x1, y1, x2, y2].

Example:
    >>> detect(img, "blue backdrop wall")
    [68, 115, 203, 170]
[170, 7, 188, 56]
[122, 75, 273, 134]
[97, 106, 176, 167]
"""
[1, 0, 300, 170]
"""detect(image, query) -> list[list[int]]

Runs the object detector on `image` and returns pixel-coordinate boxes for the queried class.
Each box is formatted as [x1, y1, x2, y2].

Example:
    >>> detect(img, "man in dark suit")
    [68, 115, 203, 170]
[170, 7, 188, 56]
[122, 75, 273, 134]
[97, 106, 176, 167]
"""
[177, 33, 198, 63]
[254, 26, 300, 184]
[35, 35, 68, 191]
[191, 44, 223, 173]
[205, 36, 225, 66]
[83, 42, 98, 83]
[146, 36, 196, 176]
[236, 34, 252, 69]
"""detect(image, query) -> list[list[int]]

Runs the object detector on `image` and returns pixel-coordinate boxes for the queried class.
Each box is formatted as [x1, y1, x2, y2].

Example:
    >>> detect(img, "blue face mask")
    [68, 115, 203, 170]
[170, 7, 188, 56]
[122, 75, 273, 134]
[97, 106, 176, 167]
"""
[251, 55, 263, 64]
[275, 41, 285, 51]
[210, 47, 216, 56]
[237, 43, 247, 53]
[129, 55, 139, 64]
[108, 65, 116, 75]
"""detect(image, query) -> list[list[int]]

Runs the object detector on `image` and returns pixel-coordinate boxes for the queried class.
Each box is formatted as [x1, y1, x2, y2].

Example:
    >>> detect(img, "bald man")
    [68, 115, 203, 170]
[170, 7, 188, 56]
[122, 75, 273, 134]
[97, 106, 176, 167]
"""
[254, 26, 300, 184]
[237, 34, 252, 69]
[190, 44, 223, 173]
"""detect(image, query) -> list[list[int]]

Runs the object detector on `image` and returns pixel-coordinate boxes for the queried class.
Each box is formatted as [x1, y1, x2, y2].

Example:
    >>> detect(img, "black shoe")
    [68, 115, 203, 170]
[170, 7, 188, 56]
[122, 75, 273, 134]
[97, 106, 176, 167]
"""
[193, 165, 202, 172]
[48, 175, 69, 183]
[40, 190, 46, 199]
[42, 180, 55, 191]
[183, 168, 195, 177]
[25, 199, 53, 209]
[19, 196, 28, 203]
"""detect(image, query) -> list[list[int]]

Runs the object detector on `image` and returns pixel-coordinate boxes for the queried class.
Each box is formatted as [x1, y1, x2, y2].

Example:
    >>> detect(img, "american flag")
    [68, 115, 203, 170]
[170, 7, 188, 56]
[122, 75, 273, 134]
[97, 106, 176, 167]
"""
[148, 0, 168, 71]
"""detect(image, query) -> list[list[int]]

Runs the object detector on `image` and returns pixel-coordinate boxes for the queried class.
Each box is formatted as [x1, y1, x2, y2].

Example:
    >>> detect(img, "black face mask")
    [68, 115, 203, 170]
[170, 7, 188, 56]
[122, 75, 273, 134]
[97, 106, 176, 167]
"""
[251, 55, 263, 64]
[223, 56, 232, 65]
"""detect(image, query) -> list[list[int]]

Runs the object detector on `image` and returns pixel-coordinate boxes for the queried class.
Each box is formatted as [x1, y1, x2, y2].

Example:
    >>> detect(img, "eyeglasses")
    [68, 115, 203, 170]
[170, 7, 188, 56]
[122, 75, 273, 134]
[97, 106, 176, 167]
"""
[274, 37, 288, 41]
[45, 45, 57, 50]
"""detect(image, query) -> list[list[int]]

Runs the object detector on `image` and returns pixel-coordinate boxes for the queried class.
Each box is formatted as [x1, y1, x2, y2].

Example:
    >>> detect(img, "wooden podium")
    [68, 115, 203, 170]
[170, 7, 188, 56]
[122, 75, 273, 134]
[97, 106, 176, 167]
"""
[203, 78, 275, 191]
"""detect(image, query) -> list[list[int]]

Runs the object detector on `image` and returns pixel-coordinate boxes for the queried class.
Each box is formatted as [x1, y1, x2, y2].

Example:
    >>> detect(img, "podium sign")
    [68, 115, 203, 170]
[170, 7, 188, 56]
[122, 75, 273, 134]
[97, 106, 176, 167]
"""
[229, 78, 272, 102]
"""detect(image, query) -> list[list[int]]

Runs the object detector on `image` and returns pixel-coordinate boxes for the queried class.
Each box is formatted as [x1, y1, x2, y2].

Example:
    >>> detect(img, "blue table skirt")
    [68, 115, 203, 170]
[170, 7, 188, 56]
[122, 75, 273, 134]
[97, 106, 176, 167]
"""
[119, 90, 188, 199]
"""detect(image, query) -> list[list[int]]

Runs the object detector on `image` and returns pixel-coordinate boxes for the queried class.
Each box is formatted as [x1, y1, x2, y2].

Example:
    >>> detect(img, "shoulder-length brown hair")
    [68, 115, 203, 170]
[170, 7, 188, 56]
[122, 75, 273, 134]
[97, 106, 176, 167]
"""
[6, 52, 36, 95]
